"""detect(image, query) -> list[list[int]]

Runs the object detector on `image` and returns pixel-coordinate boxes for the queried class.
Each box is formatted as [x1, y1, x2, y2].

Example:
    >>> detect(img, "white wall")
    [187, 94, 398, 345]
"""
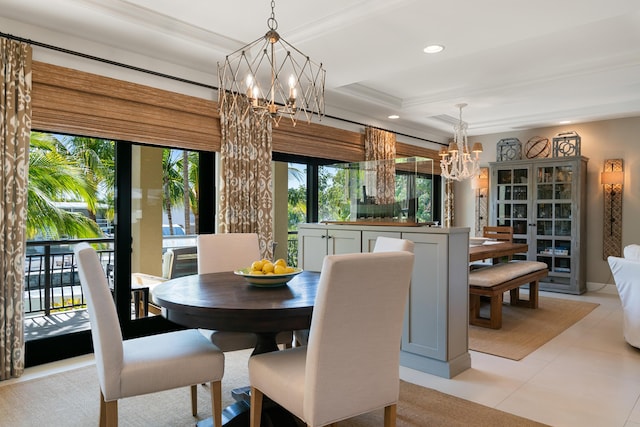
[454, 116, 640, 285]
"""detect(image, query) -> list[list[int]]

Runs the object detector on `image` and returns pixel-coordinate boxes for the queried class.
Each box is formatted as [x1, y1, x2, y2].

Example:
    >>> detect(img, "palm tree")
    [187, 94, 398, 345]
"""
[182, 150, 190, 234]
[162, 150, 186, 235]
[60, 135, 115, 224]
[27, 133, 103, 239]
[180, 151, 199, 234]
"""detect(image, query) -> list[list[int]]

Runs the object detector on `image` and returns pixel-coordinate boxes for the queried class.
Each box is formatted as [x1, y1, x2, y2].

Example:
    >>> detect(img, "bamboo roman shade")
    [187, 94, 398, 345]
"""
[397, 141, 442, 175]
[272, 120, 364, 163]
[31, 61, 221, 151]
[30, 61, 442, 171]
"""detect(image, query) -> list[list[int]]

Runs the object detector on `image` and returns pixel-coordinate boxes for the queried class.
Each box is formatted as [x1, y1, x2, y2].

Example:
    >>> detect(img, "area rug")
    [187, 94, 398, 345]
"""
[0, 350, 547, 427]
[469, 296, 599, 361]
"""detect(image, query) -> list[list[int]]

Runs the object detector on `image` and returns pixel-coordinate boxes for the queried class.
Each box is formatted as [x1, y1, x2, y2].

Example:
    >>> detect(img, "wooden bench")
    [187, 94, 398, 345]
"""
[468, 261, 548, 329]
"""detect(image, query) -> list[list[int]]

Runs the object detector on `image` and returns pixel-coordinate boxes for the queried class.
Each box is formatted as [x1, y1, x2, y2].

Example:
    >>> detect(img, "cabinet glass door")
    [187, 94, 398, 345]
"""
[495, 167, 529, 234]
[535, 164, 573, 279]
[495, 166, 530, 260]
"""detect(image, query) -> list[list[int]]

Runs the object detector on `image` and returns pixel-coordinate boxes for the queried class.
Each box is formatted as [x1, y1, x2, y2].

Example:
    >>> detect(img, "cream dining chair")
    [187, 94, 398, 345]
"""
[248, 251, 415, 427]
[74, 242, 224, 427]
[197, 233, 293, 351]
[294, 235, 414, 347]
[372, 235, 415, 253]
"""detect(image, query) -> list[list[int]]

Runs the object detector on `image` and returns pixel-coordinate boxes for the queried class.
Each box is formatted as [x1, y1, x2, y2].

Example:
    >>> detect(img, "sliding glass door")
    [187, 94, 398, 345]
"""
[25, 134, 215, 366]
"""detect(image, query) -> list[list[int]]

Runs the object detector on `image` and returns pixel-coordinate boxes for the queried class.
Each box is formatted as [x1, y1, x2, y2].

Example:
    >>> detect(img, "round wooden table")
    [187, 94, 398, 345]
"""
[152, 270, 320, 426]
[151, 270, 320, 355]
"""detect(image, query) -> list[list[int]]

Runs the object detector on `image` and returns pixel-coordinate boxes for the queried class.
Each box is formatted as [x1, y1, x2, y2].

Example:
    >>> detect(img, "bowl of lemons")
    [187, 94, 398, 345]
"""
[234, 258, 302, 287]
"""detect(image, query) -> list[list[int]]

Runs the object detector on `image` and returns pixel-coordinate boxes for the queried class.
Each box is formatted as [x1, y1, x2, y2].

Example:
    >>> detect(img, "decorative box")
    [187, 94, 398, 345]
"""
[552, 131, 581, 157]
[496, 138, 522, 161]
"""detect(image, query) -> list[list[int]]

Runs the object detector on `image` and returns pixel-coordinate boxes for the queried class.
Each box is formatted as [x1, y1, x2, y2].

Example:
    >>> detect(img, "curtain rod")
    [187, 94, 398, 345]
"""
[1, 31, 445, 147]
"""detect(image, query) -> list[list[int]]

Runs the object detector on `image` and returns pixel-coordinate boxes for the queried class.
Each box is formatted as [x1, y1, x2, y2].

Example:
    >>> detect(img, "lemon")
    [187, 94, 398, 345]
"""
[285, 266, 295, 273]
[250, 260, 264, 272]
[274, 265, 287, 275]
[262, 262, 275, 274]
[274, 258, 287, 267]
[250, 270, 264, 275]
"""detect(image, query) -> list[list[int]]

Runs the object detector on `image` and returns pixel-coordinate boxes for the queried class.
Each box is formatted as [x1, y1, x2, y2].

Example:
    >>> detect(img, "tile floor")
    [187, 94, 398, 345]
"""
[400, 284, 640, 427]
[4, 283, 640, 427]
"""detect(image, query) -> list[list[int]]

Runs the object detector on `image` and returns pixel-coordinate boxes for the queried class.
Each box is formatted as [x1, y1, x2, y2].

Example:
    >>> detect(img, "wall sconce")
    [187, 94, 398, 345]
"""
[471, 167, 489, 236]
[601, 159, 623, 259]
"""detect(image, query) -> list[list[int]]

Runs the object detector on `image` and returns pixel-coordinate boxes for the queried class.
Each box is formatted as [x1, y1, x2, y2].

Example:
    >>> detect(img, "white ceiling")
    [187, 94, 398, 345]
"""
[2, 0, 640, 140]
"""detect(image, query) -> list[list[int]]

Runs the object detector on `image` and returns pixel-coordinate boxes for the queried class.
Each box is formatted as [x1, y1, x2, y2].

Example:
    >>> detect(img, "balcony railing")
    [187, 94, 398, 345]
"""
[287, 231, 298, 267]
[24, 233, 299, 317]
[24, 238, 114, 316]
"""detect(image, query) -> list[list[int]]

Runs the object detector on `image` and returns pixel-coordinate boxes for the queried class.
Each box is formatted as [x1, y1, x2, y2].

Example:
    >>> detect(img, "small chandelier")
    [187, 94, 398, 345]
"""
[218, 0, 326, 126]
[439, 103, 483, 181]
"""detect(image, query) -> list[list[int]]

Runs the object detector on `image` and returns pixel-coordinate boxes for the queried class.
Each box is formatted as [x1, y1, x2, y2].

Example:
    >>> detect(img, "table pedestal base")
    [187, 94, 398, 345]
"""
[196, 386, 301, 427]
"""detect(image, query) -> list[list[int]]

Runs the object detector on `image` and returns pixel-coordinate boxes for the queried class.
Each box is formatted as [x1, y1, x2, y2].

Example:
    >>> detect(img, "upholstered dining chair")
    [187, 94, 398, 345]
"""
[74, 242, 224, 427]
[373, 236, 415, 253]
[196, 233, 293, 351]
[294, 236, 414, 347]
[248, 251, 415, 427]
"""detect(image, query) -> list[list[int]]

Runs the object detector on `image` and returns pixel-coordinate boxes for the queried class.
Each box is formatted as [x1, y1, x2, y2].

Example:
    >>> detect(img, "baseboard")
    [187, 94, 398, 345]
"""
[586, 281, 618, 294]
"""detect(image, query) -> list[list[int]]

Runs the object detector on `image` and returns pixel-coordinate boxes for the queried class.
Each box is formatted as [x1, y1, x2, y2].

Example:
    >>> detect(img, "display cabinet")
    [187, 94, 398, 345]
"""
[489, 156, 588, 294]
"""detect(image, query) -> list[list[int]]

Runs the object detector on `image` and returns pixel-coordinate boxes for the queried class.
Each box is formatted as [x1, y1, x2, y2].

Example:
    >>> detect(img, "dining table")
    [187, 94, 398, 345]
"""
[151, 269, 321, 427]
[469, 241, 528, 263]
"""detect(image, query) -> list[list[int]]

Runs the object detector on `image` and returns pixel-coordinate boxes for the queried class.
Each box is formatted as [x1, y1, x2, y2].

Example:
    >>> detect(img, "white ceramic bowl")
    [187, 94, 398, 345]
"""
[234, 267, 303, 287]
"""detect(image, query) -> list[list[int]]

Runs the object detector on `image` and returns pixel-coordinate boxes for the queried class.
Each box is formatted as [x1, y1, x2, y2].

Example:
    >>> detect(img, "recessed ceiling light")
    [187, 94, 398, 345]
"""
[388, 114, 400, 119]
[423, 45, 444, 54]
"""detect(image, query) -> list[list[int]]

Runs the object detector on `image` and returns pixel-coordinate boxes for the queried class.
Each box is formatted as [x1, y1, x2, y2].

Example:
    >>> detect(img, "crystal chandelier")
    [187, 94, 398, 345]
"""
[439, 103, 483, 181]
[217, 0, 326, 126]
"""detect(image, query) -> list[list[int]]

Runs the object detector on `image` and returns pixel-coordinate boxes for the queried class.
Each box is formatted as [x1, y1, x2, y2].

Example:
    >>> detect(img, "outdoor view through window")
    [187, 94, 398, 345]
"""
[25, 132, 197, 338]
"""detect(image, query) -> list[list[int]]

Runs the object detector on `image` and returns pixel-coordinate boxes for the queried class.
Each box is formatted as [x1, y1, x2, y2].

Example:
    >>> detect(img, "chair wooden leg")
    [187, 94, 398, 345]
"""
[384, 404, 397, 427]
[99, 390, 118, 427]
[250, 387, 264, 427]
[210, 381, 222, 427]
[191, 384, 198, 416]
[99, 390, 106, 427]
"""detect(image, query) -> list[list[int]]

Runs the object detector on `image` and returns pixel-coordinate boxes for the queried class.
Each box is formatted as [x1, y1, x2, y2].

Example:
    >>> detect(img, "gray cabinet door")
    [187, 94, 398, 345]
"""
[298, 227, 361, 272]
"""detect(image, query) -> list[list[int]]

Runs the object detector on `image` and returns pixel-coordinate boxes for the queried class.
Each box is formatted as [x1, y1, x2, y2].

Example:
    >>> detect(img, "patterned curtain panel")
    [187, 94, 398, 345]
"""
[364, 127, 396, 205]
[218, 94, 274, 259]
[444, 179, 454, 227]
[0, 38, 32, 380]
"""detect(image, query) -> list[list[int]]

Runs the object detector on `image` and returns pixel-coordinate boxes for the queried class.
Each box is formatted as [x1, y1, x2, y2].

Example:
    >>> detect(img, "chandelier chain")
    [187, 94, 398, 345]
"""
[268, 0, 278, 31]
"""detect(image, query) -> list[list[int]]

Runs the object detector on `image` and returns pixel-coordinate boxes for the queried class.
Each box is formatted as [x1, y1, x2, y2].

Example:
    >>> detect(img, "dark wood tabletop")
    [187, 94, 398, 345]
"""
[469, 242, 528, 262]
[151, 270, 320, 354]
